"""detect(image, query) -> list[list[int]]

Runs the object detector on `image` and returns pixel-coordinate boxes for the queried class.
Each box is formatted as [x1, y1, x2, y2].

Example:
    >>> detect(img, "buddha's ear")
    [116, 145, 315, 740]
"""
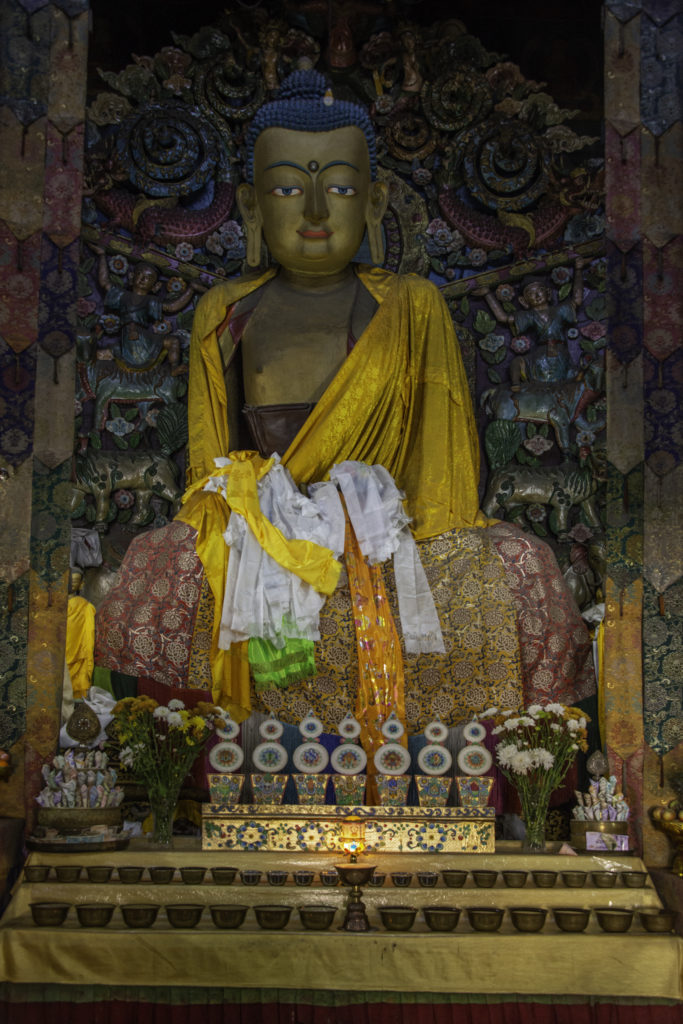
[237, 183, 263, 267]
[365, 180, 389, 266]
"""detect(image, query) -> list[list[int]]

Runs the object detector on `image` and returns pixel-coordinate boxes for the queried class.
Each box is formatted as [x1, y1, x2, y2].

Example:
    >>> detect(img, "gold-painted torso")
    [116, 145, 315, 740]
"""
[241, 270, 377, 405]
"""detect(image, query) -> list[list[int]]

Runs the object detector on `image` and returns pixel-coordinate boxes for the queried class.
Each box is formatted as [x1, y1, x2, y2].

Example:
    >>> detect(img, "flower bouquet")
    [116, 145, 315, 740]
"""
[481, 703, 590, 850]
[112, 696, 229, 848]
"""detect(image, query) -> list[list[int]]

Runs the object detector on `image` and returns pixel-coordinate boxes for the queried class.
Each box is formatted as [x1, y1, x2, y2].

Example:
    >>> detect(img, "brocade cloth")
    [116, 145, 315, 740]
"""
[94, 520, 594, 733]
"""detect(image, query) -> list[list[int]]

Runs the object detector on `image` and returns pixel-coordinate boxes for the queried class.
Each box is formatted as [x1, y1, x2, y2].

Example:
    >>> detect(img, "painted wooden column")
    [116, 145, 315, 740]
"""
[604, 0, 682, 862]
[0, 0, 88, 830]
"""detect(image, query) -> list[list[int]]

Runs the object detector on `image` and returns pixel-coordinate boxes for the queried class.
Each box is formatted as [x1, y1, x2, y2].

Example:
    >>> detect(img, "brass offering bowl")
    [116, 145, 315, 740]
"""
[595, 906, 633, 933]
[552, 906, 590, 932]
[267, 870, 289, 886]
[336, 864, 375, 887]
[149, 866, 174, 884]
[298, 905, 338, 930]
[120, 904, 159, 928]
[390, 872, 413, 888]
[118, 866, 144, 883]
[367, 872, 386, 887]
[472, 870, 497, 888]
[620, 870, 647, 888]
[254, 904, 293, 930]
[639, 909, 677, 932]
[416, 871, 439, 888]
[423, 906, 461, 932]
[561, 870, 587, 888]
[531, 870, 557, 888]
[379, 905, 417, 931]
[76, 903, 115, 927]
[319, 870, 340, 887]
[55, 864, 83, 883]
[24, 864, 50, 883]
[467, 906, 504, 932]
[180, 866, 206, 885]
[209, 904, 248, 929]
[86, 865, 114, 883]
[30, 901, 71, 927]
[441, 869, 468, 887]
[239, 869, 262, 886]
[591, 871, 617, 888]
[509, 906, 548, 933]
[211, 866, 237, 885]
[293, 870, 315, 886]
[502, 870, 528, 888]
[166, 904, 204, 928]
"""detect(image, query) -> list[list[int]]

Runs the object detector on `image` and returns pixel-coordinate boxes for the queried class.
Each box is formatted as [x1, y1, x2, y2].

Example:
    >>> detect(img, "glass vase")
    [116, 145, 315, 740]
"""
[519, 791, 548, 852]
[148, 789, 178, 850]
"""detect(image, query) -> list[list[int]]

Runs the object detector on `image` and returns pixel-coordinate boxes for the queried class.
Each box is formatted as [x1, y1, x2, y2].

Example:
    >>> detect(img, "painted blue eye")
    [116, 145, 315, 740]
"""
[271, 186, 303, 197]
[327, 185, 357, 196]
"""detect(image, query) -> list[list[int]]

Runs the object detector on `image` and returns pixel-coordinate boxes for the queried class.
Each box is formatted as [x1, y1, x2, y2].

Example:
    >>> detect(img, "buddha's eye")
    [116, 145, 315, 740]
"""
[326, 185, 357, 196]
[270, 186, 303, 197]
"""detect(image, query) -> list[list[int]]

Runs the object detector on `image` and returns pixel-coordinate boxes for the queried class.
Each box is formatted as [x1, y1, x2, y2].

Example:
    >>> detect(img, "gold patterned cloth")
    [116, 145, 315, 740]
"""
[184, 525, 523, 733]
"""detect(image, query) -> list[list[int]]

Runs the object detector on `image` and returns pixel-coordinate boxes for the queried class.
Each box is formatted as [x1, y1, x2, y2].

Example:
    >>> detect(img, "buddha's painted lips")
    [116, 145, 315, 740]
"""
[299, 229, 332, 238]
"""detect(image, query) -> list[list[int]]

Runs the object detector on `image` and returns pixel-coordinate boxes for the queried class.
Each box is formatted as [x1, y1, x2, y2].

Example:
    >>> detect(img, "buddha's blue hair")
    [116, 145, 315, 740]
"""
[245, 70, 377, 182]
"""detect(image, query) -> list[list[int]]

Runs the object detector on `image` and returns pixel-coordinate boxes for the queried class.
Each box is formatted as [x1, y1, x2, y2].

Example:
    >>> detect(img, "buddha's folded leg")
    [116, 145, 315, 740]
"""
[487, 522, 596, 708]
[94, 521, 208, 689]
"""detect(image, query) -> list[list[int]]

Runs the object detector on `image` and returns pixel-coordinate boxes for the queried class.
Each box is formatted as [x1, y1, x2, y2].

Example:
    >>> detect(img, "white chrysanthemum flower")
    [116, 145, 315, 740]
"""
[571, 743, 579, 750]
[153, 706, 170, 719]
[578, 717, 586, 728]
[567, 719, 580, 732]
[168, 699, 185, 711]
[480, 707, 498, 719]
[550, 723, 561, 731]
[119, 746, 134, 767]
[504, 718, 521, 730]
[496, 743, 519, 769]
[501, 709, 515, 717]
[492, 725, 505, 735]
[526, 704, 543, 717]
[509, 749, 533, 775]
[531, 748, 555, 770]
[166, 711, 184, 728]
[519, 716, 535, 727]
[546, 702, 565, 715]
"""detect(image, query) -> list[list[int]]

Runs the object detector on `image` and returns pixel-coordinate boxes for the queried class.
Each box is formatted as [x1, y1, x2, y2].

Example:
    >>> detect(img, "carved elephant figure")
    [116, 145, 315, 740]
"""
[69, 450, 181, 532]
[481, 360, 604, 453]
[482, 461, 602, 539]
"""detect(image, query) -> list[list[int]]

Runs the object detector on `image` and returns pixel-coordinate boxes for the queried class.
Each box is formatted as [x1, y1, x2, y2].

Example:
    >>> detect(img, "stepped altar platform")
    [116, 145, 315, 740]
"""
[1, 839, 681, 1005]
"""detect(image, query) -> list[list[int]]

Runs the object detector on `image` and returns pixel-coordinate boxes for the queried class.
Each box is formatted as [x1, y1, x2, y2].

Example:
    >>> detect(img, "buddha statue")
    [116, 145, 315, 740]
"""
[95, 71, 595, 759]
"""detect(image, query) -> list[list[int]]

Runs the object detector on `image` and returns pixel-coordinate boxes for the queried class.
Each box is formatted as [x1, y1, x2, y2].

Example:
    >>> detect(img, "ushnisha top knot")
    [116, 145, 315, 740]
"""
[245, 69, 377, 183]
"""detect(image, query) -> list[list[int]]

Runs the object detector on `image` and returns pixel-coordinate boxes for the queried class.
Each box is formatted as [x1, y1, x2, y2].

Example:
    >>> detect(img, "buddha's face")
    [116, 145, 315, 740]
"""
[240, 125, 386, 277]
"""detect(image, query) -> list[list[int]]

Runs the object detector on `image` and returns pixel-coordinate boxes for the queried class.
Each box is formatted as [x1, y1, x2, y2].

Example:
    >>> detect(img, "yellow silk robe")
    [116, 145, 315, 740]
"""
[179, 265, 489, 713]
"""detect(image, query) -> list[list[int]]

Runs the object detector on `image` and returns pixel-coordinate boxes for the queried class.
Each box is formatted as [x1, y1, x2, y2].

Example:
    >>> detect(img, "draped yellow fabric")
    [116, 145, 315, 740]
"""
[284, 267, 488, 541]
[183, 265, 488, 711]
[177, 449, 341, 712]
[186, 266, 487, 539]
[65, 595, 95, 699]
